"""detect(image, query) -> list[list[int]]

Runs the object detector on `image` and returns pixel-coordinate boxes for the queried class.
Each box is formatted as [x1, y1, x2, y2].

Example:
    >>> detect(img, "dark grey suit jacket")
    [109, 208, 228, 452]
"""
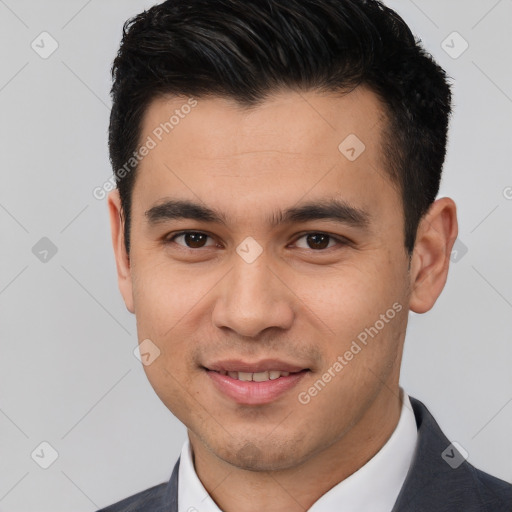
[97, 397, 512, 511]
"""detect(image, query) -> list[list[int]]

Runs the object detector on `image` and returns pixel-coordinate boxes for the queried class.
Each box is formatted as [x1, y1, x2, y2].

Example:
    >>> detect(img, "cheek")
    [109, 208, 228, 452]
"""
[142, 359, 201, 425]
[294, 259, 404, 343]
[130, 259, 219, 385]
[131, 257, 208, 338]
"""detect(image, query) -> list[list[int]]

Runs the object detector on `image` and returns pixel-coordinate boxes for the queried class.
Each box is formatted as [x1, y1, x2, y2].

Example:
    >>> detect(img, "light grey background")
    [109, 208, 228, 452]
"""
[0, 0, 511, 510]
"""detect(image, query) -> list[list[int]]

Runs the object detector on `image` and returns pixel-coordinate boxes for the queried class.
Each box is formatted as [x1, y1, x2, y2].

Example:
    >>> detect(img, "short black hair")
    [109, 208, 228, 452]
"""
[109, 0, 452, 256]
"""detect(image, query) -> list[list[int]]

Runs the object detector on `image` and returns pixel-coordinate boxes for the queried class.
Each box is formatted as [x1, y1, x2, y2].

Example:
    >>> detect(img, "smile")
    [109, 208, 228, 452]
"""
[204, 367, 310, 405]
[215, 370, 294, 381]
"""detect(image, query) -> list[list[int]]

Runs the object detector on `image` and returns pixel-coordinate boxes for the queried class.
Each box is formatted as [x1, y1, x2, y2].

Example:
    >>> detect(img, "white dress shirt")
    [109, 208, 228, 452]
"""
[178, 388, 418, 512]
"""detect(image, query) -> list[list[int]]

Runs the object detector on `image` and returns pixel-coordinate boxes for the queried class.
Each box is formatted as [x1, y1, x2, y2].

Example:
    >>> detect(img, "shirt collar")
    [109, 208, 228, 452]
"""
[178, 388, 418, 512]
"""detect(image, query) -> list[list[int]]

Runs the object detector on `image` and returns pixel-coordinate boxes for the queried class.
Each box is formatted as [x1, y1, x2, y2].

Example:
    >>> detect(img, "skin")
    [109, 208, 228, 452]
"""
[108, 87, 458, 512]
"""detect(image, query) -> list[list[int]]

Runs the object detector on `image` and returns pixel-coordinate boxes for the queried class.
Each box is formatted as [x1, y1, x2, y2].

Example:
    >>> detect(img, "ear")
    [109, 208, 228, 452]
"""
[409, 197, 458, 314]
[108, 189, 135, 313]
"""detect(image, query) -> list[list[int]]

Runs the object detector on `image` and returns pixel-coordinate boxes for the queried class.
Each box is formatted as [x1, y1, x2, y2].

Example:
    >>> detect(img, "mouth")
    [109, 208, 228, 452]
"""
[202, 360, 311, 405]
[210, 369, 303, 382]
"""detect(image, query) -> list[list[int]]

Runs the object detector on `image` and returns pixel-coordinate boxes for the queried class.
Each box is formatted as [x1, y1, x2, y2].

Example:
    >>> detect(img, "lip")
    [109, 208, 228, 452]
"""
[205, 368, 310, 405]
[204, 358, 308, 373]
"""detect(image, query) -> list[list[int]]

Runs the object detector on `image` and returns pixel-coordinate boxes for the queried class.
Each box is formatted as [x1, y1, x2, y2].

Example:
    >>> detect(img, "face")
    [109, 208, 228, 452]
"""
[111, 87, 416, 471]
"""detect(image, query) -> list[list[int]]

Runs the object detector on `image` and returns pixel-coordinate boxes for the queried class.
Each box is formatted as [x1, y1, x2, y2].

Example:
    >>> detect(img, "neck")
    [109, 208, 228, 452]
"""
[189, 386, 403, 512]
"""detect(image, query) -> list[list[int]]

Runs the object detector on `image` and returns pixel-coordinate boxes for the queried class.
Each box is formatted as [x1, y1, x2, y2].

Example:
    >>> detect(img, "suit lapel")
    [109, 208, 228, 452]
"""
[163, 456, 180, 512]
[392, 397, 484, 511]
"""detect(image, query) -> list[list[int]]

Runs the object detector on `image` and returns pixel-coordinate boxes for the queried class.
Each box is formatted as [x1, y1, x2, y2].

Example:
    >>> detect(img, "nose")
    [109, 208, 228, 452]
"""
[212, 253, 295, 338]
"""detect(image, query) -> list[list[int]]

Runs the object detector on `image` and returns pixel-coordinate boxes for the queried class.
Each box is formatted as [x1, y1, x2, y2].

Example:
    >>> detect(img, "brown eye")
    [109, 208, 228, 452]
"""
[169, 232, 215, 249]
[307, 233, 330, 250]
[294, 233, 341, 250]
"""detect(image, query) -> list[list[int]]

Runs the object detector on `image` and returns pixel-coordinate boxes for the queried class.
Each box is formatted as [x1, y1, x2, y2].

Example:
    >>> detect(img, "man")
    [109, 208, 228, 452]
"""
[99, 0, 512, 510]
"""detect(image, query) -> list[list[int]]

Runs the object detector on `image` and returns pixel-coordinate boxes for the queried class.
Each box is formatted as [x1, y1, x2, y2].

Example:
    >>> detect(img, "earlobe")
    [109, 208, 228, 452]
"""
[107, 189, 135, 313]
[409, 197, 458, 314]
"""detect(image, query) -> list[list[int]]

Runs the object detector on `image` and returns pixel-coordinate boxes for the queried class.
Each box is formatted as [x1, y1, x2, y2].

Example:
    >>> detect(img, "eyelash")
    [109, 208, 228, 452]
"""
[164, 231, 350, 252]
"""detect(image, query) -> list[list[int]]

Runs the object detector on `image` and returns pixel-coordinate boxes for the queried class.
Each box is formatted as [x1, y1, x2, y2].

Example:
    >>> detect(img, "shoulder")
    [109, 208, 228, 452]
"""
[96, 456, 180, 511]
[95, 458, 180, 512]
[470, 464, 512, 510]
[96, 482, 168, 512]
[394, 396, 512, 511]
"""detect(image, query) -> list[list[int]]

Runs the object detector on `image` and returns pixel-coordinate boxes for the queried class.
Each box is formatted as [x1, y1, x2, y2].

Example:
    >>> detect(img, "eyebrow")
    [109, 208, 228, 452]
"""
[145, 198, 371, 229]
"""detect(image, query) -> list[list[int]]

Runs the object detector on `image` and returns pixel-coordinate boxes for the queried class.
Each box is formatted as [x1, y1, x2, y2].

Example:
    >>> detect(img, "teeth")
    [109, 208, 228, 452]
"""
[222, 370, 292, 381]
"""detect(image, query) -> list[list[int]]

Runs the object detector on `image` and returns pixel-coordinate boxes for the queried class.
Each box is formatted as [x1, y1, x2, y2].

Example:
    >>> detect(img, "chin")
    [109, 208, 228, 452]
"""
[210, 436, 309, 472]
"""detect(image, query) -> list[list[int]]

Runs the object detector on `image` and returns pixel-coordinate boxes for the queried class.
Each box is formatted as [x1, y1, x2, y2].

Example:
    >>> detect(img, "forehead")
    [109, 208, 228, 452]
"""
[133, 88, 398, 225]
[141, 87, 386, 158]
